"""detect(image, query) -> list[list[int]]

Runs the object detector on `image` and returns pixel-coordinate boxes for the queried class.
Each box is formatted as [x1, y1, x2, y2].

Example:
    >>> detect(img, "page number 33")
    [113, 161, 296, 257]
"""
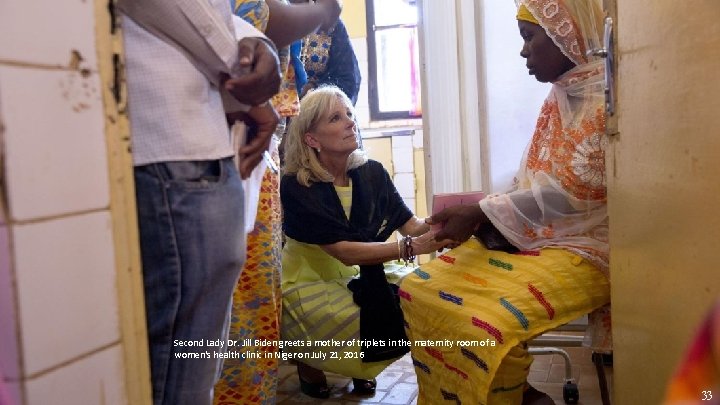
[702, 390, 713, 401]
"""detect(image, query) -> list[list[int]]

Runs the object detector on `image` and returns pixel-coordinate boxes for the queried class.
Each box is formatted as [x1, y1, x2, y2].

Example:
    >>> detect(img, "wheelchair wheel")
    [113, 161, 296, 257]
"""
[563, 381, 579, 404]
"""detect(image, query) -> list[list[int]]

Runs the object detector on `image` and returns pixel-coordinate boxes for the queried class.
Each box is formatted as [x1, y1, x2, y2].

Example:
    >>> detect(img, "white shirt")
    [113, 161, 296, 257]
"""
[118, 0, 264, 166]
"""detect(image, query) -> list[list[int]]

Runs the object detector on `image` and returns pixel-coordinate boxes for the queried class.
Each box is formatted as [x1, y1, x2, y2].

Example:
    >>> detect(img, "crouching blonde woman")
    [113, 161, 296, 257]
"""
[280, 85, 449, 398]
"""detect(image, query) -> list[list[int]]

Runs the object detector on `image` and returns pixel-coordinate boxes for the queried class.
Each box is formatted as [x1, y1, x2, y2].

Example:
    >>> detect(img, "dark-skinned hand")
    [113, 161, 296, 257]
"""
[231, 103, 279, 179]
[426, 204, 488, 244]
[316, 0, 342, 32]
[224, 37, 281, 106]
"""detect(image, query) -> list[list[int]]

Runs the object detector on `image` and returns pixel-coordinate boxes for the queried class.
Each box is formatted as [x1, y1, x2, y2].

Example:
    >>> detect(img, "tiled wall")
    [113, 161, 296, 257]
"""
[362, 130, 426, 223]
[0, 1, 127, 404]
[362, 131, 430, 265]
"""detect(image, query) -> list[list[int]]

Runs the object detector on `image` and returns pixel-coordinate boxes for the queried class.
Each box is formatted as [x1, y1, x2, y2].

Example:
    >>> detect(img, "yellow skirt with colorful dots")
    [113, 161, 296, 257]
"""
[399, 238, 610, 405]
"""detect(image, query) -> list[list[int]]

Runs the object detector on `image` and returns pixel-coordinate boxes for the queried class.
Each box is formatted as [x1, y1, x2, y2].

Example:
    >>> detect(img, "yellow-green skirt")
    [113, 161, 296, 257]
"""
[281, 238, 414, 379]
[400, 239, 610, 404]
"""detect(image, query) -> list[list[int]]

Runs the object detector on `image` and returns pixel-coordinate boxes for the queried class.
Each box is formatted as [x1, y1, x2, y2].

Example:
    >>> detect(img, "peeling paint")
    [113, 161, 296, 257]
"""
[68, 50, 84, 70]
[59, 70, 100, 113]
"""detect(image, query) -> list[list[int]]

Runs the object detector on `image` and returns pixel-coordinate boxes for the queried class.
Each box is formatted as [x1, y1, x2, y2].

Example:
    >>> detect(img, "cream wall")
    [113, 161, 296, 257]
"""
[340, 0, 367, 39]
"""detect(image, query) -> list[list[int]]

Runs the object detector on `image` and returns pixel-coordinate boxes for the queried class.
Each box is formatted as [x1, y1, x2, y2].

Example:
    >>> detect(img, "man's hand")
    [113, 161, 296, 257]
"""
[224, 37, 281, 106]
[236, 103, 279, 179]
[427, 205, 488, 243]
[316, 0, 342, 32]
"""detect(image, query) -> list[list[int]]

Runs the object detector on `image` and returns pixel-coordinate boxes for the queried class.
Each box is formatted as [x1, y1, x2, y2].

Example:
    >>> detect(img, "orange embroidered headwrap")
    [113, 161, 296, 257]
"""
[516, 4, 539, 25]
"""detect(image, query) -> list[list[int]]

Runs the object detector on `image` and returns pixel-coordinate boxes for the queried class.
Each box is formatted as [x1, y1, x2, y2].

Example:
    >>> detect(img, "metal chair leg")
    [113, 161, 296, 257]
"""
[528, 347, 579, 404]
[592, 352, 611, 405]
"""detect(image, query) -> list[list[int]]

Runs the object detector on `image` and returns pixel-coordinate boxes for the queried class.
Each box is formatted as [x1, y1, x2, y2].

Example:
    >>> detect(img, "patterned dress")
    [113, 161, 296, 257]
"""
[301, 19, 361, 104]
[213, 154, 283, 405]
[213, 1, 299, 404]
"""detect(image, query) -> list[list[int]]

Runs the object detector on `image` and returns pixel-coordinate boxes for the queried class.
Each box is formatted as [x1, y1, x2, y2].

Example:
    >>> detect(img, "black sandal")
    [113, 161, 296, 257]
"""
[298, 375, 330, 399]
[297, 363, 330, 399]
[352, 378, 377, 395]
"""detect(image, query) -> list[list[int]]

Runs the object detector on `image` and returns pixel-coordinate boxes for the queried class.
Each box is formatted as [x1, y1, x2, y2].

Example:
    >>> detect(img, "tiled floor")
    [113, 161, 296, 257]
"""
[276, 346, 612, 404]
[527, 346, 612, 405]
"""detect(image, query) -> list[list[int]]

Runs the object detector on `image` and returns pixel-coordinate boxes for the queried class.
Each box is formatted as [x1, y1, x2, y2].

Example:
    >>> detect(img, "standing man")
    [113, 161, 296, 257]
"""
[116, 0, 281, 404]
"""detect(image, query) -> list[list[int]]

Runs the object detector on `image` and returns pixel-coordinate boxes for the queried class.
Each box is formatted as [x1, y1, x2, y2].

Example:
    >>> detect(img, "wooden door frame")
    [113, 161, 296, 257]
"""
[95, 1, 152, 403]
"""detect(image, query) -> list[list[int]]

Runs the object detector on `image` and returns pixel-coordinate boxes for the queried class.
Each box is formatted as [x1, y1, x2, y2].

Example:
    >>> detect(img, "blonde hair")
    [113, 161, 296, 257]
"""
[284, 85, 367, 187]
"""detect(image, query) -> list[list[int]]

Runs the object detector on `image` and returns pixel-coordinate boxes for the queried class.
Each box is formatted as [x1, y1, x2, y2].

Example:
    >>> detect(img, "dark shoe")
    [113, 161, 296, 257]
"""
[297, 363, 330, 399]
[522, 384, 555, 405]
[352, 378, 377, 395]
[298, 375, 330, 399]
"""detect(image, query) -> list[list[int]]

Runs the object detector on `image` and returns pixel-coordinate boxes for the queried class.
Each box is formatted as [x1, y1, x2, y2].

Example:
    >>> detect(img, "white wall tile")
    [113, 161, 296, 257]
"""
[391, 135, 413, 151]
[393, 172, 415, 199]
[412, 129, 424, 148]
[0, 1, 98, 69]
[1, 67, 110, 221]
[402, 197, 416, 214]
[25, 345, 126, 405]
[0, 224, 20, 380]
[14, 211, 119, 375]
[391, 141, 414, 173]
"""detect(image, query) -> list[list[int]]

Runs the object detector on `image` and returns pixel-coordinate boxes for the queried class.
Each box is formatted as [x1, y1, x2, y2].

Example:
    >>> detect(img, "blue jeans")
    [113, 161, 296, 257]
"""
[134, 158, 245, 405]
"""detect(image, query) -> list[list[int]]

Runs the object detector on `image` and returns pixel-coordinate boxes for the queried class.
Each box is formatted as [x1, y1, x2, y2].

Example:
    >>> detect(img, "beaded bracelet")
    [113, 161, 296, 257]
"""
[403, 235, 416, 265]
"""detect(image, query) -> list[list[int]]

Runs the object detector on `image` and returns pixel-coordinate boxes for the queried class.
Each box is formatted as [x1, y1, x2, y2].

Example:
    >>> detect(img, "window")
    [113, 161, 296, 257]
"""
[366, 0, 422, 121]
